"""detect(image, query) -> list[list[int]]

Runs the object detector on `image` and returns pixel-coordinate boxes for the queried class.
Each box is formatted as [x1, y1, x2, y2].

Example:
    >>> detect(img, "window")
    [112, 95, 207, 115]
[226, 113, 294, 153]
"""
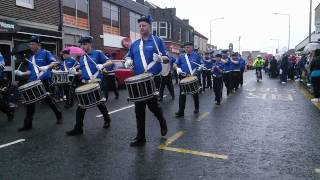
[159, 22, 167, 38]
[77, 0, 89, 13]
[16, 0, 34, 9]
[168, 23, 171, 39]
[102, 1, 119, 26]
[186, 30, 190, 42]
[179, 28, 182, 42]
[130, 12, 141, 33]
[152, 22, 157, 36]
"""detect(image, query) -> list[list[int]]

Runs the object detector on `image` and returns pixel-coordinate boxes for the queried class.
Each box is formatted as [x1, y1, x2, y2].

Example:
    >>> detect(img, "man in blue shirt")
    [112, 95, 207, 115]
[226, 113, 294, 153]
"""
[239, 54, 247, 86]
[221, 50, 232, 96]
[0, 53, 4, 78]
[212, 54, 224, 105]
[174, 42, 202, 117]
[230, 52, 241, 91]
[202, 52, 213, 90]
[125, 15, 168, 146]
[59, 49, 78, 109]
[66, 36, 113, 136]
[14, 36, 62, 131]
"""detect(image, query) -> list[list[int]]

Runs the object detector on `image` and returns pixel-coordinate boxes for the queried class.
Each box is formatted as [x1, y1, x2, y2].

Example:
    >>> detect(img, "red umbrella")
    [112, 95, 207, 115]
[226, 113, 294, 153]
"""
[64, 46, 84, 56]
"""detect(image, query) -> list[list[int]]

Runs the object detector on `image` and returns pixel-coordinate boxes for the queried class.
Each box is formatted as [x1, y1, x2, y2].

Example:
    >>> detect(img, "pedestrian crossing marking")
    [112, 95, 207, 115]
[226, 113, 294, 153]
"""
[196, 112, 210, 121]
[315, 168, 320, 174]
[0, 139, 25, 149]
[159, 131, 228, 160]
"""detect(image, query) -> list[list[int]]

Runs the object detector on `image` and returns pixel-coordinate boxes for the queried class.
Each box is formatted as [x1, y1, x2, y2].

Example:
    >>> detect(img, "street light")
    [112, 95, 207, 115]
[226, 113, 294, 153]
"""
[270, 38, 280, 53]
[274, 12, 290, 50]
[209, 17, 224, 45]
[309, 0, 312, 43]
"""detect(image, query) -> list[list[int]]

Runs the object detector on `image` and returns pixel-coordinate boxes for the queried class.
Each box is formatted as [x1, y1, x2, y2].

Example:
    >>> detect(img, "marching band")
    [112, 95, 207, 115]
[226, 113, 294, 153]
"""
[0, 15, 247, 147]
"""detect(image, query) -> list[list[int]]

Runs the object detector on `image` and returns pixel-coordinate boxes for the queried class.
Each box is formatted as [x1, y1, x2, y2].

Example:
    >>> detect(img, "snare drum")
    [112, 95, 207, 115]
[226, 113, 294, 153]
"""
[52, 70, 69, 85]
[180, 76, 200, 95]
[125, 73, 157, 102]
[18, 80, 47, 104]
[75, 82, 104, 109]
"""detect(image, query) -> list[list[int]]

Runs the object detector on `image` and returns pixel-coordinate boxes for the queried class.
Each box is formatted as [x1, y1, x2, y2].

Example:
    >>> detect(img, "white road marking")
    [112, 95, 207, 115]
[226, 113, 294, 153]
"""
[96, 104, 135, 118]
[0, 139, 25, 149]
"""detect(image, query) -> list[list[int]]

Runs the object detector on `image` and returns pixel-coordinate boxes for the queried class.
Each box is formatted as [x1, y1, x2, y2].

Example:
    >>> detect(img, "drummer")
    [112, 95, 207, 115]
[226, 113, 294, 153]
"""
[66, 36, 113, 136]
[124, 15, 168, 146]
[174, 42, 202, 117]
[14, 35, 62, 131]
[59, 49, 79, 109]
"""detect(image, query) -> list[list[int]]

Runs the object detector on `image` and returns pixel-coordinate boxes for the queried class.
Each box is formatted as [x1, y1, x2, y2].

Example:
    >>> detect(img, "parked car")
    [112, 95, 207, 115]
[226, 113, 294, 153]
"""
[112, 60, 134, 87]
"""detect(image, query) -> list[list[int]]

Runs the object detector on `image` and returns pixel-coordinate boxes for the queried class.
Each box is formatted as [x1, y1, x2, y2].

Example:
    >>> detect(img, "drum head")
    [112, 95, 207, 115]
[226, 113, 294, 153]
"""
[125, 73, 153, 82]
[53, 70, 68, 75]
[180, 76, 198, 84]
[75, 83, 99, 92]
[18, 80, 41, 90]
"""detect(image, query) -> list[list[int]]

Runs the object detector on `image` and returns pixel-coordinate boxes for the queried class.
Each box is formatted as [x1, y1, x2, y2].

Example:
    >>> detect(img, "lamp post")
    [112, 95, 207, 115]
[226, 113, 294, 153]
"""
[309, 0, 312, 43]
[274, 13, 290, 50]
[209, 17, 224, 45]
[270, 38, 280, 53]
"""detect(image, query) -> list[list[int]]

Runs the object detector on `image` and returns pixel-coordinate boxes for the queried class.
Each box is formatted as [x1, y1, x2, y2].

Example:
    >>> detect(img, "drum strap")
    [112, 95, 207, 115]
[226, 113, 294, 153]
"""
[184, 54, 196, 75]
[64, 61, 68, 72]
[84, 55, 94, 80]
[139, 39, 148, 72]
[32, 55, 40, 79]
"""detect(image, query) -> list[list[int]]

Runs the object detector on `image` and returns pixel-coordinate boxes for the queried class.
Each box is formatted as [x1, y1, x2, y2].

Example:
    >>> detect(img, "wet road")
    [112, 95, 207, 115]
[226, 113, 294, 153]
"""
[1, 71, 320, 180]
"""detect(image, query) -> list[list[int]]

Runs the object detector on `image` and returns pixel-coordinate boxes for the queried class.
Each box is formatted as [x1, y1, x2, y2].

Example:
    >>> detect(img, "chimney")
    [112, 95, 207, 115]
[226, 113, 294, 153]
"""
[136, 0, 145, 4]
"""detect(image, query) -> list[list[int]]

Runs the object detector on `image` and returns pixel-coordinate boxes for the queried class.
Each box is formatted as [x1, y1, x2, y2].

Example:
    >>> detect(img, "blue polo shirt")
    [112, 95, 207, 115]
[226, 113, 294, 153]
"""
[223, 58, 233, 72]
[0, 53, 4, 78]
[79, 49, 109, 80]
[231, 58, 240, 71]
[28, 49, 56, 81]
[128, 34, 167, 75]
[59, 57, 78, 71]
[203, 57, 213, 69]
[175, 51, 203, 75]
[212, 61, 224, 77]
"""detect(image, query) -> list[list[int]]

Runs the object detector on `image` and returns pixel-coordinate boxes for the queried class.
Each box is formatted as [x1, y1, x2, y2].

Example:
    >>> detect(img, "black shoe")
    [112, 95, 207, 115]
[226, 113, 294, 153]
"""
[130, 138, 146, 147]
[115, 95, 119, 99]
[103, 120, 110, 129]
[66, 129, 83, 136]
[215, 101, 221, 105]
[160, 121, 168, 136]
[158, 98, 163, 102]
[18, 126, 32, 132]
[194, 109, 199, 114]
[175, 112, 184, 117]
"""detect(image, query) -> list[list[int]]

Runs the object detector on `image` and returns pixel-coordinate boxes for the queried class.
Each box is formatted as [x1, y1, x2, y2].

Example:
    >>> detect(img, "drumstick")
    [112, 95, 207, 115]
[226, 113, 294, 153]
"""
[17, 61, 23, 71]
[151, 35, 164, 63]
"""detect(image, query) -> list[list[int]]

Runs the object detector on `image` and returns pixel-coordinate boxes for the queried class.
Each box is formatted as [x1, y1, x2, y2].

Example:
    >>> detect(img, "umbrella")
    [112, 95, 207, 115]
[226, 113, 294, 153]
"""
[64, 46, 84, 56]
[304, 42, 320, 53]
[11, 43, 30, 54]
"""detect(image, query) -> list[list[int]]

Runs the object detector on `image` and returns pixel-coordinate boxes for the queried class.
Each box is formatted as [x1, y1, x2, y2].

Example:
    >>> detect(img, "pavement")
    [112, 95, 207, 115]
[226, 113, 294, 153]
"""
[1, 71, 320, 180]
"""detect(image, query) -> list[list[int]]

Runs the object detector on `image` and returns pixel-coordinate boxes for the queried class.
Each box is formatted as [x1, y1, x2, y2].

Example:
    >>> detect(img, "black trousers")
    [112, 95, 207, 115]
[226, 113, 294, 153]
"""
[223, 72, 232, 95]
[74, 103, 110, 130]
[154, 75, 162, 91]
[312, 76, 320, 98]
[212, 76, 223, 102]
[24, 80, 61, 127]
[202, 70, 212, 89]
[281, 68, 288, 82]
[240, 69, 245, 85]
[104, 74, 119, 100]
[134, 96, 166, 138]
[231, 71, 241, 90]
[159, 74, 175, 99]
[178, 75, 199, 113]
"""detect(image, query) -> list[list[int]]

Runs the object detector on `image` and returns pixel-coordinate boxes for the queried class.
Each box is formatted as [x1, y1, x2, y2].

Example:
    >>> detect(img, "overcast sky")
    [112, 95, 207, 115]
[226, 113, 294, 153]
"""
[147, 0, 320, 53]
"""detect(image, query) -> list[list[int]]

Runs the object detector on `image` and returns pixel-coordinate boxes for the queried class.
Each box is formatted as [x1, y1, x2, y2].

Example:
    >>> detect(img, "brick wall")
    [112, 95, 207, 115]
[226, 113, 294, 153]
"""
[63, 14, 89, 29]
[103, 24, 120, 35]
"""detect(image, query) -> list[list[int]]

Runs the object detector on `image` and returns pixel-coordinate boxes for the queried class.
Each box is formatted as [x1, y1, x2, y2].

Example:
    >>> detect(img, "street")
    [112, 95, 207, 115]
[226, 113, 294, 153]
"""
[1, 71, 320, 180]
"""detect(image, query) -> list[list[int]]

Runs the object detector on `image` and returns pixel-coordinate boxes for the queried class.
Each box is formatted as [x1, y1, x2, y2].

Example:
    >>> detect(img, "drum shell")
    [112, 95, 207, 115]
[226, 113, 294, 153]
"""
[18, 80, 47, 104]
[75, 83, 104, 109]
[179, 76, 200, 95]
[124, 73, 157, 102]
[52, 71, 69, 85]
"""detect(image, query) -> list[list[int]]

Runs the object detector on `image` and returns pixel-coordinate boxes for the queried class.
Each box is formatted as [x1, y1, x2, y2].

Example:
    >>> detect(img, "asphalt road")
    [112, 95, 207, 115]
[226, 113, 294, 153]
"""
[1, 71, 320, 180]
